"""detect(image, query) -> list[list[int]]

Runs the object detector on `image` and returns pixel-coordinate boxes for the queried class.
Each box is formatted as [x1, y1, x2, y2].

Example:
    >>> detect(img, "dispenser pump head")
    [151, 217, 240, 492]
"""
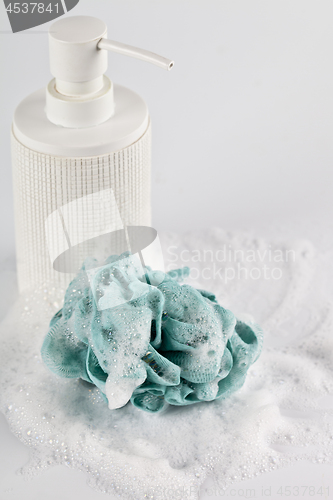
[46, 15, 174, 128]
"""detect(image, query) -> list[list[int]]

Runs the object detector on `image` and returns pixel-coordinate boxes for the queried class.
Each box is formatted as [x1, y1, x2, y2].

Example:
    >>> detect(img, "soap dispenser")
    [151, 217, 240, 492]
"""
[11, 15, 173, 293]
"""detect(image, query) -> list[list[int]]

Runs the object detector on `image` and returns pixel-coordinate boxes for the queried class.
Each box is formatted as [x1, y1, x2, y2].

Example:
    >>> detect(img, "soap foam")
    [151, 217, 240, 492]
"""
[0, 228, 333, 499]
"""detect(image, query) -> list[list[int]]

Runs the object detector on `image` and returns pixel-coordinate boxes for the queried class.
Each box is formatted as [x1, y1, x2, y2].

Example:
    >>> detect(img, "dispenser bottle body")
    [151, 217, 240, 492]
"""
[11, 15, 173, 292]
[12, 85, 151, 292]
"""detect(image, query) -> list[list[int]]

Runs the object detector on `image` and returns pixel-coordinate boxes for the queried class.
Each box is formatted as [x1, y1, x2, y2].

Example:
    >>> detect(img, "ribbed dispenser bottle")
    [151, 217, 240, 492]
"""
[11, 15, 173, 292]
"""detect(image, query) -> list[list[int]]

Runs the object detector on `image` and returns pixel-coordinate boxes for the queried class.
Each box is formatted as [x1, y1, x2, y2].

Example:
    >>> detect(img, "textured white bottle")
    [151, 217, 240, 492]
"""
[12, 85, 151, 293]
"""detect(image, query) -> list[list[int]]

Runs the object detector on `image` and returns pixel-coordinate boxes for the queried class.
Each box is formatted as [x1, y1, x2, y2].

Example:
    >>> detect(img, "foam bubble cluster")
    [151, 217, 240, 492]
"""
[0, 228, 332, 500]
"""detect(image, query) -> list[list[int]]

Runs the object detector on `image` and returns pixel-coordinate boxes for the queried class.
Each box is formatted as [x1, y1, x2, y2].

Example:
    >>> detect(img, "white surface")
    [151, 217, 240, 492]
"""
[0, 414, 108, 500]
[2, 404, 331, 500]
[1, 1, 333, 499]
[1, 408, 332, 500]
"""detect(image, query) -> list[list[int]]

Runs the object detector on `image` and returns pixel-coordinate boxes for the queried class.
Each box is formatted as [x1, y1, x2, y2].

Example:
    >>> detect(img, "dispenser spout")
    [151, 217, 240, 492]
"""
[97, 38, 174, 71]
[46, 15, 174, 128]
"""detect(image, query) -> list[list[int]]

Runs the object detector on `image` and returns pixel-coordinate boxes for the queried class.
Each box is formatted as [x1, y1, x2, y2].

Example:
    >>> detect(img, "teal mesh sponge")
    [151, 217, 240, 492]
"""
[41, 253, 263, 413]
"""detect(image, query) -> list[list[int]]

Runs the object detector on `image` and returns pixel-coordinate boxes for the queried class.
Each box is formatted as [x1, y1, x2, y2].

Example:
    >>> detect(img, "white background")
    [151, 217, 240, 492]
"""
[0, 1, 333, 499]
[1, 0, 333, 253]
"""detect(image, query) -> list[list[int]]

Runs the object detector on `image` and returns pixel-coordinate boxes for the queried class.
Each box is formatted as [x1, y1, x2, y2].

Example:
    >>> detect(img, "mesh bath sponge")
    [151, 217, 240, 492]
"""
[41, 253, 263, 413]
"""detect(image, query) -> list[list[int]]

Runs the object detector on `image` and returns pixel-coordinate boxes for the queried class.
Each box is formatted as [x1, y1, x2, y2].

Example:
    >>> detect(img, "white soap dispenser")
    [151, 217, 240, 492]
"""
[11, 15, 173, 293]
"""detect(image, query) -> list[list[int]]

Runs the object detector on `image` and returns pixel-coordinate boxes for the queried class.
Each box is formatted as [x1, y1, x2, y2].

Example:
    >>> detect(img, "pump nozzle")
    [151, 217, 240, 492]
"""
[46, 16, 173, 128]
[97, 38, 174, 71]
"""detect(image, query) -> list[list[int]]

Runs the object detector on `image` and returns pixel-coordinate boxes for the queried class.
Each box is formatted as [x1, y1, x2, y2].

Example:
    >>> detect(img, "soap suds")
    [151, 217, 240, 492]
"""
[0, 228, 333, 499]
